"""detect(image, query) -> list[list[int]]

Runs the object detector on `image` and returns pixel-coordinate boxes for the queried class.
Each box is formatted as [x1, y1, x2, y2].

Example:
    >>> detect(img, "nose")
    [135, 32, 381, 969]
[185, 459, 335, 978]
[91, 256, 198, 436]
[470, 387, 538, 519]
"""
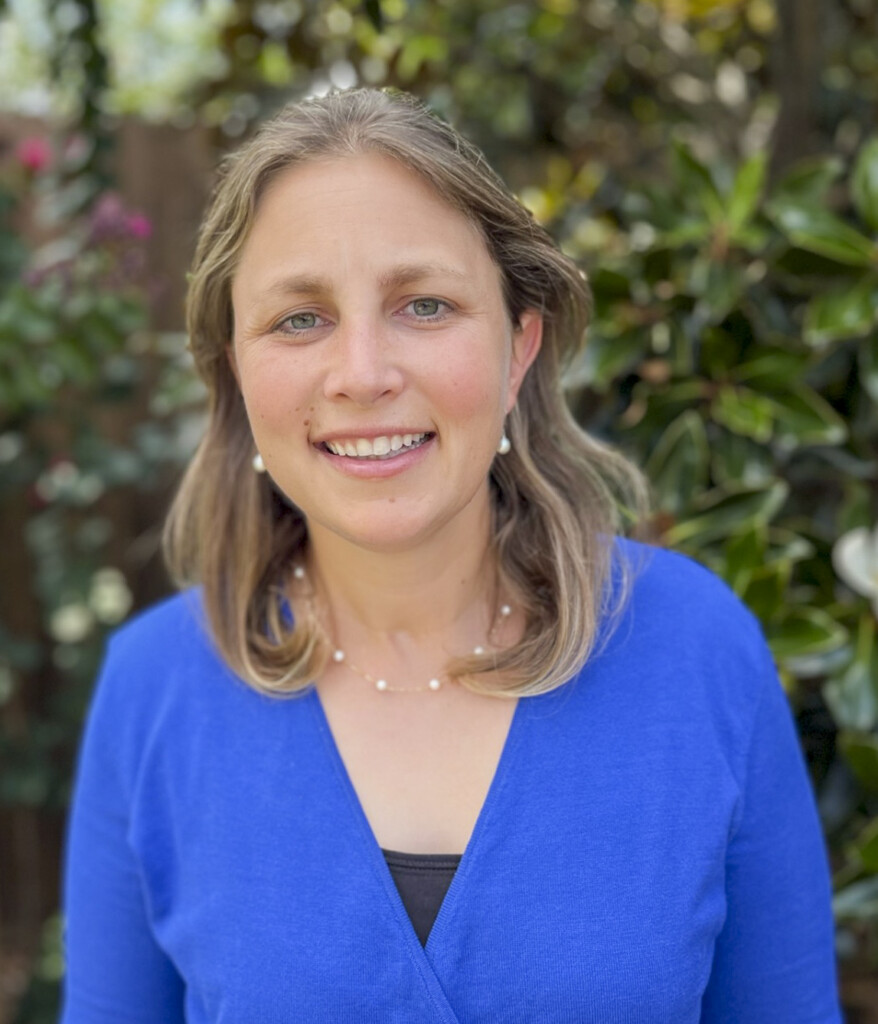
[322, 314, 405, 405]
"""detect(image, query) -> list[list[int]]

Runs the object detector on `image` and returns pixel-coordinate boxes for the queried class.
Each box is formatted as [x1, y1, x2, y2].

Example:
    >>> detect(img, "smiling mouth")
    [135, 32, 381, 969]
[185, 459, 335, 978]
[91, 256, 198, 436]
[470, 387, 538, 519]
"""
[320, 432, 434, 460]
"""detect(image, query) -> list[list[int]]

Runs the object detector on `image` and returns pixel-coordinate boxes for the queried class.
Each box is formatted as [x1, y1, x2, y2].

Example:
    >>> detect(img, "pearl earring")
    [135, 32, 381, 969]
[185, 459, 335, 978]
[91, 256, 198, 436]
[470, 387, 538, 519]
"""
[497, 431, 511, 455]
[252, 453, 266, 473]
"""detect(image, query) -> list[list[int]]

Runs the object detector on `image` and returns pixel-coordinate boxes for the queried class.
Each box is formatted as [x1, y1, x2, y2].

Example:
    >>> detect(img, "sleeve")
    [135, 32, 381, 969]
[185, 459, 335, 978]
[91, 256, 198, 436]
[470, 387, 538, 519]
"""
[699, 659, 844, 1024]
[60, 644, 186, 1024]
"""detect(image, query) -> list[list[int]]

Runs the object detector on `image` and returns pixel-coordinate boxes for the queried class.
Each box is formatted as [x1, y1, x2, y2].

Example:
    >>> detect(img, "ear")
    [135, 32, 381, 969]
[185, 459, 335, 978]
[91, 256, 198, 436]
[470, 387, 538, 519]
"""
[506, 310, 543, 413]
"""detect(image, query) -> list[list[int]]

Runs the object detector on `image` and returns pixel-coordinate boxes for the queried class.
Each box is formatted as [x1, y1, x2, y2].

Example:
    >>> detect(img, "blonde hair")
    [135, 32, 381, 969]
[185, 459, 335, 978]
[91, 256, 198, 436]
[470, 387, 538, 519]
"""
[165, 88, 649, 697]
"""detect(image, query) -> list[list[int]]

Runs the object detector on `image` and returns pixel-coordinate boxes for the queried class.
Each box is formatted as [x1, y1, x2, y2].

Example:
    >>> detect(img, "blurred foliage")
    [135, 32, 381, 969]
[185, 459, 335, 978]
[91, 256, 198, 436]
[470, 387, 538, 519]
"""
[1, 132, 204, 1024]
[2, 0, 878, 1020]
[564, 135, 878, 954]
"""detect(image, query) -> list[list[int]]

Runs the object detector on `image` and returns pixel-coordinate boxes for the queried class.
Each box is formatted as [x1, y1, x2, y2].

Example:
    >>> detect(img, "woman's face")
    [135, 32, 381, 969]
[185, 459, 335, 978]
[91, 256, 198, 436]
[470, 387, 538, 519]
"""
[229, 152, 541, 554]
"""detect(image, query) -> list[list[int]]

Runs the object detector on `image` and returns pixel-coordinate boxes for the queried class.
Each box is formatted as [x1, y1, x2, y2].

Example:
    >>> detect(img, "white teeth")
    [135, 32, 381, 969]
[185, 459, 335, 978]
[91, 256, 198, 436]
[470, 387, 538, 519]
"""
[325, 433, 428, 458]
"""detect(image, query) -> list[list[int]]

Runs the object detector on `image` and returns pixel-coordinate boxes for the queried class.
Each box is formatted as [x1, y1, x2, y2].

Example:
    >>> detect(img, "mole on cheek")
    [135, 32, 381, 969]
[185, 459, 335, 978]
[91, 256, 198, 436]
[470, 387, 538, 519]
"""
[303, 419, 310, 427]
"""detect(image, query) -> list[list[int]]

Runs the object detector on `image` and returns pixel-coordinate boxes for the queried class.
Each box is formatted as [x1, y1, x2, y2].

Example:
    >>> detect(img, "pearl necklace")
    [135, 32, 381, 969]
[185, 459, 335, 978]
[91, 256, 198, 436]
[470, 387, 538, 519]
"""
[293, 565, 512, 694]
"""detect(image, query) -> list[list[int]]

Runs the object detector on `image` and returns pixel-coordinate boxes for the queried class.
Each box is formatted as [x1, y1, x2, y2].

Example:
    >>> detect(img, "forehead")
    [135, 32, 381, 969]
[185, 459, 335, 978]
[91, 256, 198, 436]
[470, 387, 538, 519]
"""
[232, 152, 499, 294]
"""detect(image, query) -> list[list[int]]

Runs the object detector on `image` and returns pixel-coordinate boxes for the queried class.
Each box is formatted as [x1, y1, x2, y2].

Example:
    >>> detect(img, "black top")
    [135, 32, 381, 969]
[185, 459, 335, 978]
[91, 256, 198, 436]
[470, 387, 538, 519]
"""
[382, 848, 462, 946]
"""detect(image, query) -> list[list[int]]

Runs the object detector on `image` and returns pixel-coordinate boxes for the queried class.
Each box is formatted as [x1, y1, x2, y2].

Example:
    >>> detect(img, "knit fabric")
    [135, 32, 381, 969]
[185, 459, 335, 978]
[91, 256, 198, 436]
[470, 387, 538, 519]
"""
[61, 541, 842, 1023]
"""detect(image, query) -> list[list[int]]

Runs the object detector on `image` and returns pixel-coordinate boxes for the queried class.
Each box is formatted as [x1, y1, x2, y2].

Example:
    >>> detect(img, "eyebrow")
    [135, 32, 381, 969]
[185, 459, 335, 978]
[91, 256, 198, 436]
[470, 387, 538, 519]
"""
[258, 261, 470, 300]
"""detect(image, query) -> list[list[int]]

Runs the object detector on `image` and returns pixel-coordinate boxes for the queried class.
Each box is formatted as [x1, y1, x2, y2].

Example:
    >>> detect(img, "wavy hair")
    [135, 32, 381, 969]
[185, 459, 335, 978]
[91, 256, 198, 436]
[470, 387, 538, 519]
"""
[164, 88, 649, 697]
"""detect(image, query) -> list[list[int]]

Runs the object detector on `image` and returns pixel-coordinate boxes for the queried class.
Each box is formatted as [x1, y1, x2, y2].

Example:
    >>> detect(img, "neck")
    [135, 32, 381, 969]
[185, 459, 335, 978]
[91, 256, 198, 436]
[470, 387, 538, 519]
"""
[303, 504, 496, 644]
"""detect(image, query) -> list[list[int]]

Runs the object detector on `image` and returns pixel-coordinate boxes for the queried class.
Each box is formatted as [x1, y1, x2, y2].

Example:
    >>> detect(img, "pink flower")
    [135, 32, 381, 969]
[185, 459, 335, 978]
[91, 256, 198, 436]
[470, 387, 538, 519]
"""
[126, 213, 152, 239]
[16, 137, 51, 173]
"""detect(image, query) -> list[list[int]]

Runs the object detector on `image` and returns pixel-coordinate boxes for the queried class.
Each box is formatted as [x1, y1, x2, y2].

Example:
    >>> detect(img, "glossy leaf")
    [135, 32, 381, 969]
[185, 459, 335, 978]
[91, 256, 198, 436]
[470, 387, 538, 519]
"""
[767, 607, 848, 661]
[764, 388, 848, 447]
[664, 481, 788, 547]
[645, 410, 710, 514]
[853, 818, 878, 873]
[709, 431, 774, 488]
[635, 379, 706, 421]
[724, 525, 765, 584]
[727, 151, 767, 234]
[838, 732, 878, 793]
[852, 137, 878, 233]
[823, 658, 878, 733]
[671, 140, 724, 223]
[804, 276, 878, 347]
[741, 563, 789, 620]
[766, 198, 876, 266]
[861, 333, 878, 404]
[732, 351, 811, 388]
[833, 876, 878, 919]
[772, 155, 844, 205]
[711, 386, 774, 443]
[566, 328, 648, 391]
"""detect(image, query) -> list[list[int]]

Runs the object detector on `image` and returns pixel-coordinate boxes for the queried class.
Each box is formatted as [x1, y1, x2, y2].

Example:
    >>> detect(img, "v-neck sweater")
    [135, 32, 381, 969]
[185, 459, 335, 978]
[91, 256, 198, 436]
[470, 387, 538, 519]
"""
[60, 541, 842, 1023]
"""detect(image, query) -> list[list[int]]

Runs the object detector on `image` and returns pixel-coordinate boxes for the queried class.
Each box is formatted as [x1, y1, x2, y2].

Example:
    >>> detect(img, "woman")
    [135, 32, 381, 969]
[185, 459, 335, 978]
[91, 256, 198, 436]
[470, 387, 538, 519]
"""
[61, 89, 841, 1023]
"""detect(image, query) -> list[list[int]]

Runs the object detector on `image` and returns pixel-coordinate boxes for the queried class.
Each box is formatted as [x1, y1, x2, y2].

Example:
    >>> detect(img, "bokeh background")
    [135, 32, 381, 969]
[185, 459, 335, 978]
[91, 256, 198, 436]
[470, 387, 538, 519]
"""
[0, 0, 876, 1019]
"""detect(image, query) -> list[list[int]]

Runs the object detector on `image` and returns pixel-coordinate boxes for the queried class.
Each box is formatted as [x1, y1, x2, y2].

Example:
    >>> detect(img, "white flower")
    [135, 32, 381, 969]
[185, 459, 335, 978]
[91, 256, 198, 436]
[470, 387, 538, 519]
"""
[50, 604, 94, 644]
[89, 568, 133, 624]
[833, 527, 878, 616]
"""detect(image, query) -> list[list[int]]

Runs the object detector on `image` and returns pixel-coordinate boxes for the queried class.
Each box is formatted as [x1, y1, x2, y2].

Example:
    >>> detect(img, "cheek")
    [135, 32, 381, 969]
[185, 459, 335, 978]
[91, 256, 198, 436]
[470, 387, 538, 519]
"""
[448, 333, 511, 400]
[435, 346, 509, 432]
[237, 350, 313, 429]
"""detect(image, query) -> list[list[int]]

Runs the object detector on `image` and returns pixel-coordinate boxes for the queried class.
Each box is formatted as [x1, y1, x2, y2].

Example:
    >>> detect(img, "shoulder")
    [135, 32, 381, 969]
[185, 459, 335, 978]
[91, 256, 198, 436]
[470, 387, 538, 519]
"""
[90, 589, 240, 735]
[611, 537, 764, 650]
[103, 587, 236, 693]
[595, 538, 780, 761]
[107, 588, 210, 659]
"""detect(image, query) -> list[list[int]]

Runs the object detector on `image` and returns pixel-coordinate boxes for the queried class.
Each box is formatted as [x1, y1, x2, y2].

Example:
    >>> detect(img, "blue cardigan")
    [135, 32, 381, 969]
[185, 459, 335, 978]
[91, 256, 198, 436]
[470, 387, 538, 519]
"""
[61, 544, 842, 1023]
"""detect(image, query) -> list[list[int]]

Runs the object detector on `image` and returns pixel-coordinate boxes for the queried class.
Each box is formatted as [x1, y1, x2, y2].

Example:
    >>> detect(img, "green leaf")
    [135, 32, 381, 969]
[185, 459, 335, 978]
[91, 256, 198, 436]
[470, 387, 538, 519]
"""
[727, 151, 767, 234]
[823, 657, 878, 732]
[853, 818, 878, 873]
[732, 351, 810, 388]
[767, 607, 848, 661]
[711, 386, 774, 443]
[710, 432, 774, 488]
[764, 387, 848, 446]
[724, 526, 766, 590]
[766, 198, 877, 267]
[804, 276, 878, 346]
[671, 140, 724, 223]
[645, 410, 709, 514]
[664, 481, 788, 547]
[635, 379, 706, 421]
[688, 260, 746, 322]
[741, 563, 789, 620]
[566, 327, 648, 391]
[861, 334, 878, 404]
[833, 876, 878, 919]
[772, 155, 844, 205]
[852, 137, 878, 233]
[838, 732, 878, 793]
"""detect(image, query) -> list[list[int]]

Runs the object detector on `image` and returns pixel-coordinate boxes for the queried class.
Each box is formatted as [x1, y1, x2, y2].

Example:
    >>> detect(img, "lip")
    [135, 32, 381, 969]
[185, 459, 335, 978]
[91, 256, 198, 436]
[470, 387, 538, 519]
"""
[317, 433, 436, 479]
